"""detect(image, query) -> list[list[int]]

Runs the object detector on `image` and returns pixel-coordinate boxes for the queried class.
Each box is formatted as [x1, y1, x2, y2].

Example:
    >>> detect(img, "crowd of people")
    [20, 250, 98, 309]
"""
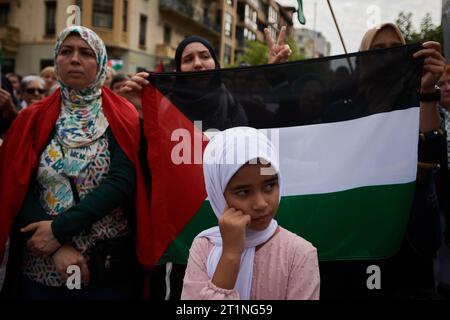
[0, 20, 449, 300]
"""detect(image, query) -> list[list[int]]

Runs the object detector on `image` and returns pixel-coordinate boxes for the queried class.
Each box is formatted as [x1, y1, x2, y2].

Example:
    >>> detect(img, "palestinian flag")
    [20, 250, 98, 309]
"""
[108, 59, 124, 71]
[142, 44, 423, 266]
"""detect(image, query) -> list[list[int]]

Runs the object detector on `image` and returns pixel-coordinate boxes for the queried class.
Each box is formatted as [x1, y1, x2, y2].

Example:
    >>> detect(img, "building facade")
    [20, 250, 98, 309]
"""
[1, 0, 74, 75]
[0, 0, 293, 75]
[293, 27, 331, 59]
[234, 0, 293, 60]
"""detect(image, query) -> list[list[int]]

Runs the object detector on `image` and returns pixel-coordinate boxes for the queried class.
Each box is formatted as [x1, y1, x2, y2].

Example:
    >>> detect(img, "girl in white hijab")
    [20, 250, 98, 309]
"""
[181, 127, 320, 300]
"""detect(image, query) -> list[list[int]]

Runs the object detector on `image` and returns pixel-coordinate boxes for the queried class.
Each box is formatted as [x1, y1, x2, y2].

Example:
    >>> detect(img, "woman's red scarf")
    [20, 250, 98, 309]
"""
[0, 87, 153, 268]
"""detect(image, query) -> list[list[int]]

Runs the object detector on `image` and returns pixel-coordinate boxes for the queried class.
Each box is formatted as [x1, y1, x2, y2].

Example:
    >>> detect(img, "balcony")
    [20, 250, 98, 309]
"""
[159, 0, 221, 37]
[159, 0, 194, 17]
[0, 26, 20, 54]
[156, 43, 176, 58]
[202, 16, 221, 34]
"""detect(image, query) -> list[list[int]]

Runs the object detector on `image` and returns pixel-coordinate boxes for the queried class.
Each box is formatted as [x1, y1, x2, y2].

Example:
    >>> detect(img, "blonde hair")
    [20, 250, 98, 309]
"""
[40, 66, 56, 78]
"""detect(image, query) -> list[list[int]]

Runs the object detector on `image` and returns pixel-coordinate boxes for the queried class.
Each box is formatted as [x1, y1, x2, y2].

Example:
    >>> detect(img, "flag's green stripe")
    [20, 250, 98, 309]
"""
[277, 182, 415, 261]
[159, 201, 216, 265]
[159, 182, 414, 264]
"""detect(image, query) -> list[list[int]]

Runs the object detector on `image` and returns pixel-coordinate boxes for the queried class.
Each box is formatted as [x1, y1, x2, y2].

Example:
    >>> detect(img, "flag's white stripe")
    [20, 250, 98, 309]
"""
[275, 107, 419, 196]
[202, 108, 419, 197]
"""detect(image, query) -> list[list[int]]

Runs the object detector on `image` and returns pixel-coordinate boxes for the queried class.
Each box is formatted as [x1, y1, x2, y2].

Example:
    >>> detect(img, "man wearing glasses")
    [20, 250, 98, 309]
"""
[19, 75, 46, 110]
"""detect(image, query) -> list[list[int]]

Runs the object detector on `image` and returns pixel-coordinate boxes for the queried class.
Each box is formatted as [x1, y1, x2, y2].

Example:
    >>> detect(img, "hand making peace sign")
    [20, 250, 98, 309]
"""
[264, 26, 292, 64]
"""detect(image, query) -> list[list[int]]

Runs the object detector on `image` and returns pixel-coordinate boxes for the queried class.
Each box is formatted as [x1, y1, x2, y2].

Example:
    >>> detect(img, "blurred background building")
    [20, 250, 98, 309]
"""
[0, 0, 299, 75]
[293, 27, 331, 58]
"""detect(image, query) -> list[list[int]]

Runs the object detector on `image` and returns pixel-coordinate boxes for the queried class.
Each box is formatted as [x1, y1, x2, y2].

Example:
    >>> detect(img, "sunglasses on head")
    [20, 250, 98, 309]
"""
[25, 88, 45, 94]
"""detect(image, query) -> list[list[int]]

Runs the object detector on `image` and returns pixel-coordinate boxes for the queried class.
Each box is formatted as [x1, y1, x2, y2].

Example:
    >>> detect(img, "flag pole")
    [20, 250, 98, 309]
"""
[326, 0, 354, 72]
[326, 0, 348, 54]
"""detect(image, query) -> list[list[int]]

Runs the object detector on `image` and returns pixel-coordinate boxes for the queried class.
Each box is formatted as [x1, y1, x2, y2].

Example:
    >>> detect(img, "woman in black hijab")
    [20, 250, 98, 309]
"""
[167, 36, 248, 130]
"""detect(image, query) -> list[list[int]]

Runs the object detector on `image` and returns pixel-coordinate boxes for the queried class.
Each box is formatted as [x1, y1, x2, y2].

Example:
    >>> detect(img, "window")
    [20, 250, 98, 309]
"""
[248, 0, 259, 9]
[40, 59, 54, 71]
[45, 1, 57, 36]
[0, 4, 10, 26]
[122, 0, 128, 32]
[2, 58, 15, 74]
[224, 13, 233, 37]
[164, 25, 172, 44]
[139, 14, 147, 47]
[224, 44, 232, 65]
[244, 28, 255, 41]
[268, 6, 277, 23]
[238, 27, 255, 47]
[269, 26, 276, 42]
[93, 0, 113, 29]
[268, 6, 278, 29]
[237, 27, 244, 47]
[75, 0, 82, 10]
[73, 0, 83, 24]
[244, 4, 257, 30]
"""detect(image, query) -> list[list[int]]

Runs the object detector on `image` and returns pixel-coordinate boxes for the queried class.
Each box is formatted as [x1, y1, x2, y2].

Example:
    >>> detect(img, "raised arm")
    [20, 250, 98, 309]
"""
[119, 72, 150, 116]
[413, 41, 446, 133]
[265, 26, 292, 64]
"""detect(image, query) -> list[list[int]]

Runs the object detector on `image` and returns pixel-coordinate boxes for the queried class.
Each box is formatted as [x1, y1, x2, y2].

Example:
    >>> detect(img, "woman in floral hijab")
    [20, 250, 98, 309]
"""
[0, 26, 151, 299]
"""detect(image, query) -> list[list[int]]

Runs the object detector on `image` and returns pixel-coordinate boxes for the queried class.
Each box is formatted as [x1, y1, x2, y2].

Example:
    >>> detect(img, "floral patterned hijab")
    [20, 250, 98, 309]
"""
[54, 26, 109, 148]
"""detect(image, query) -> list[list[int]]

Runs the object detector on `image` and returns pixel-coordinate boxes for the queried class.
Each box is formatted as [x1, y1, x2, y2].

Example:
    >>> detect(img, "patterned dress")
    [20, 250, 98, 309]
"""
[22, 131, 129, 287]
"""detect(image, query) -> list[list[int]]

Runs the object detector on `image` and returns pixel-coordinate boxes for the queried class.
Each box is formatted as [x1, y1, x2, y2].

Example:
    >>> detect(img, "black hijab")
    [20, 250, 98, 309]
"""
[174, 36, 220, 72]
[169, 36, 247, 130]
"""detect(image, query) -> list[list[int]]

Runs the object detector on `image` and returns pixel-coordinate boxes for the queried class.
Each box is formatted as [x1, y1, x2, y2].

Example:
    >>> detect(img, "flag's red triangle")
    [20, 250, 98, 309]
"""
[155, 60, 165, 73]
[142, 84, 208, 265]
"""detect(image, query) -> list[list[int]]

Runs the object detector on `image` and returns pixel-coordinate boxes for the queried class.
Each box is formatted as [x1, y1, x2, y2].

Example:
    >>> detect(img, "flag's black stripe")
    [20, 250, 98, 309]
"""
[149, 44, 423, 130]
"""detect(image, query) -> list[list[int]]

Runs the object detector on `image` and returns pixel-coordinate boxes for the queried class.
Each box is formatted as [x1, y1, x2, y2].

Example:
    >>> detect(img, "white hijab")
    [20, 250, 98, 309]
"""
[198, 127, 281, 299]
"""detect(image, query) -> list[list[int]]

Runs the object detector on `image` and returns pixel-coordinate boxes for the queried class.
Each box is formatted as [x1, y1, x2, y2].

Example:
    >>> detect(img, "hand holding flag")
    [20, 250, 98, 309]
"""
[119, 71, 150, 112]
[412, 41, 446, 93]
